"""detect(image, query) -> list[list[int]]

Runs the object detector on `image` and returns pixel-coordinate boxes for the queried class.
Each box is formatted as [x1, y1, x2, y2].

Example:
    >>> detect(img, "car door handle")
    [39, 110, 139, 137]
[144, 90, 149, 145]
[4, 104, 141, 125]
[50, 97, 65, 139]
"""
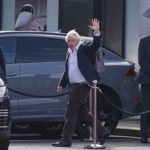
[7, 72, 18, 77]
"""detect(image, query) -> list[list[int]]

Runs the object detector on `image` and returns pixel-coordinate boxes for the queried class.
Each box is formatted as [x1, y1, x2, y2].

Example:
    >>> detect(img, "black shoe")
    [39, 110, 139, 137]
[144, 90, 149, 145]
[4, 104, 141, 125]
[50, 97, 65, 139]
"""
[140, 137, 148, 143]
[99, 130, 111, 145]
[51, 140, 71, 147]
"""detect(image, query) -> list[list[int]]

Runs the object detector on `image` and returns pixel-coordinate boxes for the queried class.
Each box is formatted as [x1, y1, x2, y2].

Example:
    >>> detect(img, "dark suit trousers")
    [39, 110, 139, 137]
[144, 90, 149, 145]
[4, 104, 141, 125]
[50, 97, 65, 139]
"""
[62, 84, 107, 143]
[140, 84, 150, 137]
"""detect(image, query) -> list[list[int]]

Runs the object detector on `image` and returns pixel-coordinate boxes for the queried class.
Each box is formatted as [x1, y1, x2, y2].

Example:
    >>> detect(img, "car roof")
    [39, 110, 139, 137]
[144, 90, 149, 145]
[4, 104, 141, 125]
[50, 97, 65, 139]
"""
[0, 30, 66, 35]
[0, 31, 92, 41]
[0, 30, 125, 61]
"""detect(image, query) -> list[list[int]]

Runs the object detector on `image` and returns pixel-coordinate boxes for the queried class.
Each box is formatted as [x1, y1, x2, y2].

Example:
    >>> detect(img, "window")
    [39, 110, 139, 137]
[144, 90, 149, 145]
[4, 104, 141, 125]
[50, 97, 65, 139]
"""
[0, 38, 16, 63]
[59, 0, 93, 36]
[100, 0, 125, 56]
[21, 37, 67, 63]
[59, 0, 125, 57]
[0, 0, 2, 30]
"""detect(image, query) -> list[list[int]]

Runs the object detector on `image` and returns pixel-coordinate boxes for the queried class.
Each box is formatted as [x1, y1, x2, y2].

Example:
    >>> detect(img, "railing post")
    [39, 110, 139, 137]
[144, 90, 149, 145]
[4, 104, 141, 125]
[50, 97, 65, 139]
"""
[89, 88, 93, 141]
[93, 80, 97, 145]
[84, 80, 105, 149]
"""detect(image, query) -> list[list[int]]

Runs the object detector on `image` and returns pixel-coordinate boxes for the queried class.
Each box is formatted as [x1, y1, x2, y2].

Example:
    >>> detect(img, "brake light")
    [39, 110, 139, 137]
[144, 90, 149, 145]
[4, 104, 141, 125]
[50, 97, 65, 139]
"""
[126, 67, 137, 76]
[135, 96, 141, 101]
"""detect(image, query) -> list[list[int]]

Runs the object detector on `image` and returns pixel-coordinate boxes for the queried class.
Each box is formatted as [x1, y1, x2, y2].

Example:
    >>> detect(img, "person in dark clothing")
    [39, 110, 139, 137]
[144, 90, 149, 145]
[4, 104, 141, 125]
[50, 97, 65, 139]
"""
[51, 18, 110, 147]
[0, 48, 7, 83]
[0, 48, 7, 97]
[136, 35, 150, 143]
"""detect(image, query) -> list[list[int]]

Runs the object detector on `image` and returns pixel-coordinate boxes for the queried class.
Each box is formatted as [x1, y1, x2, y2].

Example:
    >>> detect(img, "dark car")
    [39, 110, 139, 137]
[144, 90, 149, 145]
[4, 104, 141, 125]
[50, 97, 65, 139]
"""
[0, 31, 141, 137]
[0, 84, 10, 150]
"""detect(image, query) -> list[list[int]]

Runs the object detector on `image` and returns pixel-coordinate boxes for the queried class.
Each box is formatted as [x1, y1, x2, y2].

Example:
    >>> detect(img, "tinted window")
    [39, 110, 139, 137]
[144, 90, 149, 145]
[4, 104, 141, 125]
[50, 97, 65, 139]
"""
[0, 38, 16, 63]
[21, 37, 67, 63]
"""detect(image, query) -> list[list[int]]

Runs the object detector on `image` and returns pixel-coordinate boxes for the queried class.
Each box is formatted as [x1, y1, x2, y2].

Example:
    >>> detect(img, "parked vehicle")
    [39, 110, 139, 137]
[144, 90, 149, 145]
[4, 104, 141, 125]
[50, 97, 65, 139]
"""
[0, 80, 10, 150]
[0, 31, 141, 137]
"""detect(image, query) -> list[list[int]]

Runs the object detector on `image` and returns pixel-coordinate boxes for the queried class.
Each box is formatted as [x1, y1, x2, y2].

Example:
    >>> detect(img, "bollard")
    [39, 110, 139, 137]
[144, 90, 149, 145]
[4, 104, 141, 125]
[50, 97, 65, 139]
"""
[88, 88, 93, 141]
[84, 80, 105, 149]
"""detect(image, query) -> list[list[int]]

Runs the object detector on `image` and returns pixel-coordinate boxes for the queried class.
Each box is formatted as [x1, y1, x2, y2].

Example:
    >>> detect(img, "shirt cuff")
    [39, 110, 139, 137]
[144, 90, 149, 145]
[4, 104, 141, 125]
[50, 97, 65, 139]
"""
[94, 31, 101, 36]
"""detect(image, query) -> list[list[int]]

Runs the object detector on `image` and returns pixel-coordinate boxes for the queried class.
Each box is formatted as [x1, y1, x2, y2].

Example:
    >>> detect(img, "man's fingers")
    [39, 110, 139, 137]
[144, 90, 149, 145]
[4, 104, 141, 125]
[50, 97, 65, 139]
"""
[89, 18, 100, 28]
[92, 18, 99, 24]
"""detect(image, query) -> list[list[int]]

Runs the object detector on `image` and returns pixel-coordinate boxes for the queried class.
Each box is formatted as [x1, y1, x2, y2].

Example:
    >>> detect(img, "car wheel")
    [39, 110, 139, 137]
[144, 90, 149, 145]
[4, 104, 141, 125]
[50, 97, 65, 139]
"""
[74, 88, 121, 139]
[97, 88, 121, 133]
[0, 138, 9, 150]
[31, 123, 64, 138]
[75, 117, 90, 139]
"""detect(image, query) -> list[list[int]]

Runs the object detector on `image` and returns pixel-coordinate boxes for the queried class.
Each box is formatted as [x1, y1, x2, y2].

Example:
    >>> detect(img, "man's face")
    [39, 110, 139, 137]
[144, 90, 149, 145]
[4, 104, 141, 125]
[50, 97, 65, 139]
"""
[67, 39, 80, 50]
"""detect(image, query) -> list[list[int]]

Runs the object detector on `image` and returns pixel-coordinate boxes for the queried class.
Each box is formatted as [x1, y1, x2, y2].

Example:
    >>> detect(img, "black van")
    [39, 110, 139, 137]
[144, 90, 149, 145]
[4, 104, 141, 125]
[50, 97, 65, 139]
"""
[0, 93, 10, 150]
[0, 47, 10, 150]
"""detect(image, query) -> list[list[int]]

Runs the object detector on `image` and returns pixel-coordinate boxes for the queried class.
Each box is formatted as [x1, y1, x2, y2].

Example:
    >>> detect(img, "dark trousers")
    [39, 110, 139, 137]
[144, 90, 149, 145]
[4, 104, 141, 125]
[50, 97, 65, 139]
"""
[61, 84, 107, 143]
[140, 84, 150, 137]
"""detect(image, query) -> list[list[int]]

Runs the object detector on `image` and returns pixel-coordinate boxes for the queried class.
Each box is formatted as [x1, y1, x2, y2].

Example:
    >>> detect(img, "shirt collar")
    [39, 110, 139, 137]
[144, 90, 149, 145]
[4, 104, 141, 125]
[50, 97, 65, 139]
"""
[76, 41, 82, 50]
[68, 41, 82, 53]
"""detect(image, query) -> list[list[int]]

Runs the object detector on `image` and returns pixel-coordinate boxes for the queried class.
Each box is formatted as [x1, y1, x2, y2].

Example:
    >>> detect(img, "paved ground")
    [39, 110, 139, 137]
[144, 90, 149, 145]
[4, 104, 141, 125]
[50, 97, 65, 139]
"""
[9, 136, 150, 150]
[9, 116, 150, 150]
[113, 115, 141, 137]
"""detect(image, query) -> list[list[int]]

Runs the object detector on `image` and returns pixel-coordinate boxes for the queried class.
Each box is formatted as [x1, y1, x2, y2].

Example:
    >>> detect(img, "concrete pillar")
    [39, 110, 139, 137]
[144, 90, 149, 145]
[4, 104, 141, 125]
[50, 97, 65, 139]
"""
[47, 0, 59, 32]
[124, 0, 140, 66]
[2, 0, 15, 30]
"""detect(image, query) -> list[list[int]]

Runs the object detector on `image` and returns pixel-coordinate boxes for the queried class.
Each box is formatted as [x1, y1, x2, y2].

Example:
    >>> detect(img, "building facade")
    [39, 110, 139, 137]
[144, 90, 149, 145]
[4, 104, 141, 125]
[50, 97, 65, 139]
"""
[1, 0, 149, 65]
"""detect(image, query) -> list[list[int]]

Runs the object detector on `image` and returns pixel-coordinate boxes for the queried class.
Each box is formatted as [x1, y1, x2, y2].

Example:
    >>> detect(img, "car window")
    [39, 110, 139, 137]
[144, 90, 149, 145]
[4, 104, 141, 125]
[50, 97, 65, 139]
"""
[102, 47, 123, 61]
[0, 38, 16, 63]
[21, 37, 67, 63]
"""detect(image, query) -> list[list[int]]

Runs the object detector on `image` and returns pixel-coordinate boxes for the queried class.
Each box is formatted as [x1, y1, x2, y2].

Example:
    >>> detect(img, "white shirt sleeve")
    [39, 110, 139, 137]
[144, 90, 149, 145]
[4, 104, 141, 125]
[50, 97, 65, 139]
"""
[94, 31, 101, 36]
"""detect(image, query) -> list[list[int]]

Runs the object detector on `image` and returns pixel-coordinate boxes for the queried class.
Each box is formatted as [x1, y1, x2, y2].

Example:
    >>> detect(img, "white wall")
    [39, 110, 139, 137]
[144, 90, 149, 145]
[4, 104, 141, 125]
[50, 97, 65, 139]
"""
[139, 0, 150, 37]
[47, 0, 59, 32]
[125, 0, 140, 67]
[2, 0, 15, 30]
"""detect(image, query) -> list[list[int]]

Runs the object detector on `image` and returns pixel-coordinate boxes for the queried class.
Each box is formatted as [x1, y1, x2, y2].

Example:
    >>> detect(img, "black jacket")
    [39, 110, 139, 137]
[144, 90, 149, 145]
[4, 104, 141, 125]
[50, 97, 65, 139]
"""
[0, 48, 7, 84]
[136, 35, 150, 84]
[59, 35, 101, 88]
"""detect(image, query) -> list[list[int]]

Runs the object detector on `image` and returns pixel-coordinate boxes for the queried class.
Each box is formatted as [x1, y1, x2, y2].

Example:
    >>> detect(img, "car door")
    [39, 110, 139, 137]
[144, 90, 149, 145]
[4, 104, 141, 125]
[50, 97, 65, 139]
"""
[18, 36, 68, 122]
[0, 37, 20, 121]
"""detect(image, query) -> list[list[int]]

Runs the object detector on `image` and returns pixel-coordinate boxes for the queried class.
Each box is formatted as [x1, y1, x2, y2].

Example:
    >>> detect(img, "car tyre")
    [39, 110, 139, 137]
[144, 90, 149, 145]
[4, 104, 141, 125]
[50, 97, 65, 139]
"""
[75, 118, 90, 140]
[0, 138, 9, 150]
[31, 123, 63, 138]
[97, 88, 121, 133]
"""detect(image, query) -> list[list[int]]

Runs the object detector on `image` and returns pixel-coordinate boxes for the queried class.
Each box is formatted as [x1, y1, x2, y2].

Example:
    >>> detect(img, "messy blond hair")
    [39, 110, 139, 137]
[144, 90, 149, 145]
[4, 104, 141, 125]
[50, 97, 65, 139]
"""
[65, 29, 81, 43]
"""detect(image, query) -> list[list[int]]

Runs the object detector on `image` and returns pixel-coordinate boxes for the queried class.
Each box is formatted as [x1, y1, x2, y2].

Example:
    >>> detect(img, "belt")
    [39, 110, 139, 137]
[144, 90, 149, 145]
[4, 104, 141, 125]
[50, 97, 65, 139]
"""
[70, 82, 88, 87]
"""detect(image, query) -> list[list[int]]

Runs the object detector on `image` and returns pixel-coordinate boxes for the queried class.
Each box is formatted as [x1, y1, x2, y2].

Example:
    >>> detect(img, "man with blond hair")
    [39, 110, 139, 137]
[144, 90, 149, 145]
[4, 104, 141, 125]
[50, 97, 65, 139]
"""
[52, 18, 110, 147]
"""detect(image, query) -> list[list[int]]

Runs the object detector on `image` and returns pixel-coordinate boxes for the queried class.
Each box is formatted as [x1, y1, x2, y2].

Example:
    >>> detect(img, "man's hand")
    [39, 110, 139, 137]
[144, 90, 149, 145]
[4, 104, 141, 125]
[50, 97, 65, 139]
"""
[88, 18, 100, 34]
[57, 85, 63, 93]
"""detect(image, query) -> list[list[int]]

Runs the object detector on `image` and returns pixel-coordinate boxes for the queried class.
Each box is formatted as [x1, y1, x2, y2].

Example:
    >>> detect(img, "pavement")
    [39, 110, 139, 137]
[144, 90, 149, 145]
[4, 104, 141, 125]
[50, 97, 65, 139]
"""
[11, 115, 141, 139]
[113, 115, 140, 137]
[10, 116, 150, 150]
